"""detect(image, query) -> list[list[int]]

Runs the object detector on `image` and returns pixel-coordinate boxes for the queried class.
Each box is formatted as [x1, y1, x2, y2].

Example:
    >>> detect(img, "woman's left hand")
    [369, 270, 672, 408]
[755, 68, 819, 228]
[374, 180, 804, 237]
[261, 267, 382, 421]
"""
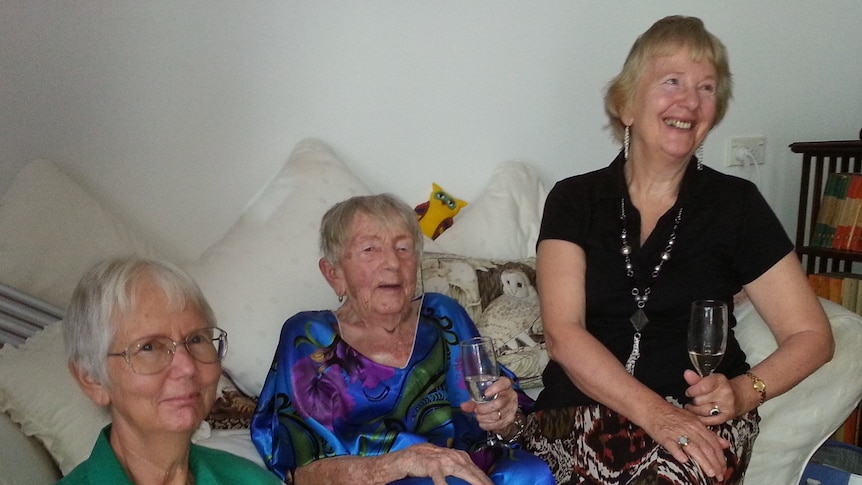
[683, 369, 741, 423]
[459, 376, 519, 435]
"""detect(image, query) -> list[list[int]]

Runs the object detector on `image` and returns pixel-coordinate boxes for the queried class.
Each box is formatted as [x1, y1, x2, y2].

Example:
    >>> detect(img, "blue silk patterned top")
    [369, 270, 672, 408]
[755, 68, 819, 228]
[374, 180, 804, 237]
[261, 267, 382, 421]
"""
[250, 292, 554, 485]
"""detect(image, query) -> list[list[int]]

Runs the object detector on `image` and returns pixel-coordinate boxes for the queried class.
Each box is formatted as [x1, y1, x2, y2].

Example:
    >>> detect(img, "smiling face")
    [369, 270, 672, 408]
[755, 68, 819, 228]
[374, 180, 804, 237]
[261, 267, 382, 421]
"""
[327, 211, 419, 321]
[623, 47, 718, 165]
[100, 277, 220, 439]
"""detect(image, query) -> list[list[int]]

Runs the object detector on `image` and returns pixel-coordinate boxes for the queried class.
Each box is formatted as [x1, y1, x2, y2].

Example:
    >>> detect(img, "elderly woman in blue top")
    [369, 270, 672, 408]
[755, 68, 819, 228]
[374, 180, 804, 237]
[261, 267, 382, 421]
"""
[62, 257, 282, 484]
[251, 194, 553, 485]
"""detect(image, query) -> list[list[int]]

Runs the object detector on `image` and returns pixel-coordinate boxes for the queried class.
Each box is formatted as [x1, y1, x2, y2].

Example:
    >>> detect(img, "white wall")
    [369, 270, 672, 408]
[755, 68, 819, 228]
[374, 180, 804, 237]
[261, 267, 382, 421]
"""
[2, 1, 861, 262]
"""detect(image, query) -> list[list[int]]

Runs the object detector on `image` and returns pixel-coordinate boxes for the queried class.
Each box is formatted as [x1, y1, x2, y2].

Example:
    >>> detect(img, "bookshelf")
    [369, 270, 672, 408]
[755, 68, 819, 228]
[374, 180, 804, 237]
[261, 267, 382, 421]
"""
[792, 140, 862, 273]
[791, 139, 862, 448]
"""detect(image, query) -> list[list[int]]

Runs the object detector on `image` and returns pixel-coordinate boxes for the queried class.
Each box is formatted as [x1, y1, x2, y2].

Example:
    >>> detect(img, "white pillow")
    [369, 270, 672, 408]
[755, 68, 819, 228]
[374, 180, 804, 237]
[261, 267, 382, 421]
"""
[0, 159, 155, 309]
[0, 322, 111, 475]
[184, 138, 371, 396]
[735, 298, 862, 485]
[431, 161, 548, 260]
[195, 429, 266, 469]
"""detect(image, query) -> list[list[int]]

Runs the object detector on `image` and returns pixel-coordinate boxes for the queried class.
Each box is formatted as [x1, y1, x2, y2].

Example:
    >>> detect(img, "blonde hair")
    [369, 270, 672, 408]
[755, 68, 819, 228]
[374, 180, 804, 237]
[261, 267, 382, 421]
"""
[604, 15, 733, 143]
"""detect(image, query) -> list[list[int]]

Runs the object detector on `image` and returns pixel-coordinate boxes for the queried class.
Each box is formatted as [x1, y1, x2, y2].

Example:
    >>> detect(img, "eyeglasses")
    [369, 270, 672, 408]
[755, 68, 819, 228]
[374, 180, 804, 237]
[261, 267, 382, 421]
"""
[107, 327, 228, 375]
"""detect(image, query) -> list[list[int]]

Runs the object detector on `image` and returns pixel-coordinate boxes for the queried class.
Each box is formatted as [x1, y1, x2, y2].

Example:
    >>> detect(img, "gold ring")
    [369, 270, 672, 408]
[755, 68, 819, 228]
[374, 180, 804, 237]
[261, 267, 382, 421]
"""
[678, 435, 690, 447]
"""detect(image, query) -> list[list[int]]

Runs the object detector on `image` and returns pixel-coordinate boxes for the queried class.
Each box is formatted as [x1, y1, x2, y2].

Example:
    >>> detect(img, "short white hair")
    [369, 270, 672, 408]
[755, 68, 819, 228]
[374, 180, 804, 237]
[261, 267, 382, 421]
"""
[63, 256, 216, 386]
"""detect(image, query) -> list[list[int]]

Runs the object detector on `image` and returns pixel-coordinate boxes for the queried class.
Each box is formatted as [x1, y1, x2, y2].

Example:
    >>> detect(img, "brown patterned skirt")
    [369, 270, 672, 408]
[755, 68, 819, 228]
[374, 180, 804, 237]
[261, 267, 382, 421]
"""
[522, 400, 759, 485]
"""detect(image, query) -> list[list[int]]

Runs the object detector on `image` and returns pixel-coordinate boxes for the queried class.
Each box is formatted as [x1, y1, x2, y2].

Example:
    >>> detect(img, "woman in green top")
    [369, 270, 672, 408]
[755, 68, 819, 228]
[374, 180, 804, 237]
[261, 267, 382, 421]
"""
[60, 257, 282, 484]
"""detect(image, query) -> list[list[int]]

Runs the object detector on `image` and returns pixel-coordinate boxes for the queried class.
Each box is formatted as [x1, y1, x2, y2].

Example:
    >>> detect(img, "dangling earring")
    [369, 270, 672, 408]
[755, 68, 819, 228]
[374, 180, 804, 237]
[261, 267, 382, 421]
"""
[338, 294, 344, 303]
[696, 144, 704, 171]
[624, 125, 630, 161]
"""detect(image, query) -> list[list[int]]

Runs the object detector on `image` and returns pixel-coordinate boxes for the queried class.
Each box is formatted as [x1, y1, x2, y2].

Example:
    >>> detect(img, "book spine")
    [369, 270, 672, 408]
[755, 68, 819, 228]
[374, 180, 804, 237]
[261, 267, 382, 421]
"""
[841, 276, 859, 311]
[828, 275, 843, 304]
[833, 405, 860, 444]
[856, 277, 862, 315]
[813, 174, 836, 247]
[849, 174, 862, 252]
[808, 273, 828, 299]
[813, 273, 832, 299]
[834, 174, 857, 249]
[825, 174, 852, 249]
[856, 402, 862, 447]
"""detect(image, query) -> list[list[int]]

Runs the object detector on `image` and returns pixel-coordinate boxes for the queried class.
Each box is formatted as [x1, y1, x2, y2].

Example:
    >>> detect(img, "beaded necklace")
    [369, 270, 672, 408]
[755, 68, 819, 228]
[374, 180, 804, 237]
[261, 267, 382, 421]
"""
[619, 198, 683, 374]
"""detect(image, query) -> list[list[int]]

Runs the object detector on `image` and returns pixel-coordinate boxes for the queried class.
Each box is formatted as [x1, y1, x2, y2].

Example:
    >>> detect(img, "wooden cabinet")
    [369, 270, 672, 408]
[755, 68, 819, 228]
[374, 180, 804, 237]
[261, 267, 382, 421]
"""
[792, 140, 862, 447]
[791, 140, 862, 274]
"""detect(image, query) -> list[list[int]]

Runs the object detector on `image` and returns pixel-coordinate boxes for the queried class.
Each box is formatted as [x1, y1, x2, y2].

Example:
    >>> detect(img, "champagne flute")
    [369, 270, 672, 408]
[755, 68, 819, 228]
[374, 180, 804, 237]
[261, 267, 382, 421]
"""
[460, 336, 501, 449]
[687, 299, 728, 376]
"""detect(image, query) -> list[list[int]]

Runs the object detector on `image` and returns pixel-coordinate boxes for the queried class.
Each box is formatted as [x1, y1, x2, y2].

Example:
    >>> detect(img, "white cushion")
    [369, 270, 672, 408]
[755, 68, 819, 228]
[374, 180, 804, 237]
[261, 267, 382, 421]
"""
[0, 322, 110, 475]
[431, 161, 548, 260]
[194, 429, 267, 469]
[0, 411, 61, 483]
[0, 160, 156, 309]
[735, 297, 862, 485]
[184, 138, 371, 396]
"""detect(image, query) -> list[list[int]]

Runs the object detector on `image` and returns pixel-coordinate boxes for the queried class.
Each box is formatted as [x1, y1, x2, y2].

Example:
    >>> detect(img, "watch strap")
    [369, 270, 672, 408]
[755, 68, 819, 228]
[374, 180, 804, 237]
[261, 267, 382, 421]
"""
[744, 371, 766, 405]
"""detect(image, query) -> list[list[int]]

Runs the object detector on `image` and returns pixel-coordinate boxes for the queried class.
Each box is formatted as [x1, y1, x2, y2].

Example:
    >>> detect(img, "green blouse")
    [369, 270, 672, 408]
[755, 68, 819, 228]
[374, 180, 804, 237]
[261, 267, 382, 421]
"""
[58, 425, 282, 484]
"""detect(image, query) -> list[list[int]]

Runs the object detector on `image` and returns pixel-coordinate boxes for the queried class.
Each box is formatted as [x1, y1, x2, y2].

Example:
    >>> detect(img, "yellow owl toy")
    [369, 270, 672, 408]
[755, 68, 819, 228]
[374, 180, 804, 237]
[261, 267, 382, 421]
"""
[414, 183, 468, 240]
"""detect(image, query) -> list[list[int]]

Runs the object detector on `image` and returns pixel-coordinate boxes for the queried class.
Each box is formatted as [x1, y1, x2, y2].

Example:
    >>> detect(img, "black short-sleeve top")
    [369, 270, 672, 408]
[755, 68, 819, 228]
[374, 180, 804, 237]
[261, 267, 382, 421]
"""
[535, 153, 793, 411]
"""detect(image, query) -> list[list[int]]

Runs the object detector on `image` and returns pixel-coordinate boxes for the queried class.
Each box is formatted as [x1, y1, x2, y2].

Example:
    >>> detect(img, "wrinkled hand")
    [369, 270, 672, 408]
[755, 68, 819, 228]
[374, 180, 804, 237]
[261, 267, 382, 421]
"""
[460, 376, 519, 435]
[640, 373, 730, 481]
[394, 443, 493, 485]
[683, 369, 742, 424]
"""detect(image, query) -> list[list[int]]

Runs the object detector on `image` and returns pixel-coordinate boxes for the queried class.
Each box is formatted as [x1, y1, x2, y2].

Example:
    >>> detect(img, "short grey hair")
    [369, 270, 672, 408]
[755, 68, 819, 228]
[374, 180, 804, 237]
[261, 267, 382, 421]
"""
[63, 256, 216, 386]
[319, 193, 424, 265]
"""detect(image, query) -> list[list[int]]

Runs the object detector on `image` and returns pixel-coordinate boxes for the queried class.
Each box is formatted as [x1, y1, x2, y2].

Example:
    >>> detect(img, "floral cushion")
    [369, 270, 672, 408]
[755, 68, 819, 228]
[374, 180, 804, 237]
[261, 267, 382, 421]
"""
[421, 252, 547, 388]
[206, 374, 258, 430]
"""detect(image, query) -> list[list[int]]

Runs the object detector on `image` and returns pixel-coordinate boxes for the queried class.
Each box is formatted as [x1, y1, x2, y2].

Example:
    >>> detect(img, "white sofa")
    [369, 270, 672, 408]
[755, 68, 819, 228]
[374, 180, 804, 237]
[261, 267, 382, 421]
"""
[1, 139, 861, 485]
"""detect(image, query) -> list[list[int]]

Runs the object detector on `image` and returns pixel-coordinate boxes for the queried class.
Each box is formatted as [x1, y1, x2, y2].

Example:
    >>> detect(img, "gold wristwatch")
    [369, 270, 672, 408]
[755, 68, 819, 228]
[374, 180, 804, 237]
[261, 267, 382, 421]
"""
[744, 371, 766, 405]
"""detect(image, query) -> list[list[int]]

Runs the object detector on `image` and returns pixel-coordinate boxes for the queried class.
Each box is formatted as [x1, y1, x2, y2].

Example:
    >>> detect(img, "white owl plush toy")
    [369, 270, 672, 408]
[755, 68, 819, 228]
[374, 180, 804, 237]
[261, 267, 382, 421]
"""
[477, 268, 547, 383]
[478, 268, 542, 351]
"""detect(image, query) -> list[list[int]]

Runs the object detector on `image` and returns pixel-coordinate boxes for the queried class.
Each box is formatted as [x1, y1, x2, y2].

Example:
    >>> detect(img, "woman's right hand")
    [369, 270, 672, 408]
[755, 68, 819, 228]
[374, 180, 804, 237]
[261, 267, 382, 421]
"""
[295, 442, 492, 485]
[394, 443, 493, 485]
[641, 401, 730, 481]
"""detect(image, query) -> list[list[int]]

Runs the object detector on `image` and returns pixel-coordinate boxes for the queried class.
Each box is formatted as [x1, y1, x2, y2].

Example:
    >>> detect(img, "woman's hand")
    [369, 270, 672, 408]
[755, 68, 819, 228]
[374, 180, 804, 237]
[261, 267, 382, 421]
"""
[683, 369, 742, 424]
[641, 391, 731, 481]
[459, 376, 519, 435]
[394, 443, 493, 485]
[647, 368, 739, 481]
[296, 443, 493, 485]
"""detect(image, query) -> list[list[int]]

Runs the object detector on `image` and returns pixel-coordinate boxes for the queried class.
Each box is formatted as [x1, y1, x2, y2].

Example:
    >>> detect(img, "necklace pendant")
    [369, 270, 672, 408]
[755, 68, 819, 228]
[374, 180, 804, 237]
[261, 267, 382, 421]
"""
[630, 309, 649, 331]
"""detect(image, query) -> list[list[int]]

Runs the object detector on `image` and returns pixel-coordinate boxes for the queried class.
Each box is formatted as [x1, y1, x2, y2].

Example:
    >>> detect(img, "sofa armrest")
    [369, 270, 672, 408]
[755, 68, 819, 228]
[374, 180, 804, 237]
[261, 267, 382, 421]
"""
[734, 297, 862, 485]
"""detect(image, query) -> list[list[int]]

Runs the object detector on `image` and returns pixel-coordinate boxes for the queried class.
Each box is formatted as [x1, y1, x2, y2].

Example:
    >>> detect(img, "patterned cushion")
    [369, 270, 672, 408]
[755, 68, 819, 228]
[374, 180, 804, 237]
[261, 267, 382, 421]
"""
[206, 374, 258, 430]
[421, 252, 547, 388]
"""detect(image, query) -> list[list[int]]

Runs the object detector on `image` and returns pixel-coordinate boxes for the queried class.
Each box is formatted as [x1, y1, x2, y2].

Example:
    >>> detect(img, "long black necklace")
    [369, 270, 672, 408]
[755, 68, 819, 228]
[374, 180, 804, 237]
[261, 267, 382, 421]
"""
[619, 198, 683, 374]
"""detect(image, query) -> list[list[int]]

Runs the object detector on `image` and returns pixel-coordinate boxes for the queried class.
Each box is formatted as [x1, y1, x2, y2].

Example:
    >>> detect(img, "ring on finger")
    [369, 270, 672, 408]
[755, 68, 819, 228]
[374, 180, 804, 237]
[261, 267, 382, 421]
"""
[678, 435, 690, 447]
[497, 410, 502, 420]
[710, 405, 721, 416]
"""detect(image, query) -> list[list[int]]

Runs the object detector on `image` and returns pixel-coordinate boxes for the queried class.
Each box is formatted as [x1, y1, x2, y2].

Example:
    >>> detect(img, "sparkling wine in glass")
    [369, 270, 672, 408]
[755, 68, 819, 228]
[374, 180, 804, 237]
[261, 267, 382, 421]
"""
[687, 299, 728, 376]
[460, 336, 501, 449]
[461, 336, 499, 402]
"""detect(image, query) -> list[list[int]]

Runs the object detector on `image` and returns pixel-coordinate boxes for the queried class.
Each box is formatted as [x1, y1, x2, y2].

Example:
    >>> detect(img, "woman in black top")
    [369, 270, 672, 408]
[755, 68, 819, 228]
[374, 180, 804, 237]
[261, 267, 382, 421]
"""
[524, 16, 834, 485]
